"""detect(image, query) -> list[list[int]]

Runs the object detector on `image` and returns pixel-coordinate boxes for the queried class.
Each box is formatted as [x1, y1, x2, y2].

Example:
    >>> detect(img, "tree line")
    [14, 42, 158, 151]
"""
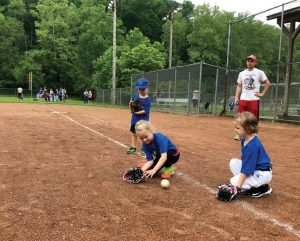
[0, 0, 298, 96]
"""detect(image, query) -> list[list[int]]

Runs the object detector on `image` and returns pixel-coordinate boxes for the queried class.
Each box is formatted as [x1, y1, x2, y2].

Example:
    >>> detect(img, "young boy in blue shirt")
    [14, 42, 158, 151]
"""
[230, 111, 272, 198]
[127, 78, 151, 154]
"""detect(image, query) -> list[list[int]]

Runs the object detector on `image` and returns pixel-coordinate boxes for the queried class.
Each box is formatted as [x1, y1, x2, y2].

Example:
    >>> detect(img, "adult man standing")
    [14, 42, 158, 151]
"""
[234, 55, 271, 140]
[192, 89, 200, 113]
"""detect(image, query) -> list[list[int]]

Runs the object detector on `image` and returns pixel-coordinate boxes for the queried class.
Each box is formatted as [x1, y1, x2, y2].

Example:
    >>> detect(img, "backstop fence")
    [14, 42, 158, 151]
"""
[96, 61, 300, 122]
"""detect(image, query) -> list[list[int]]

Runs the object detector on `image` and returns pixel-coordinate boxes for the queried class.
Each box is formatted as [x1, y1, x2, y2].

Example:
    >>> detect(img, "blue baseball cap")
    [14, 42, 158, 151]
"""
[135, 78, 149, 89]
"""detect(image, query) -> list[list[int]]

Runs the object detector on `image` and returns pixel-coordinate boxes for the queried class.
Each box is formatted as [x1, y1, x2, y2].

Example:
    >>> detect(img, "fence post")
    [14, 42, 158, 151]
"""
[187, 72, 191, 113]
[198, 62, 203, 114]
[270, 85, 273, 113]
[130, 76, 133, 98]
[155, 71, 158, 111]
[214, 68, 219, 115]
[298, 87, 300, 105]
[173, 68, 177, 112]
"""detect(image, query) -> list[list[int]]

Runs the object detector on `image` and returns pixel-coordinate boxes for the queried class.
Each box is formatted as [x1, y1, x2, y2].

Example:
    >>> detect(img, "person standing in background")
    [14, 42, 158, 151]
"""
[17, 87, 24, 102]
[234, 55, 271, 140]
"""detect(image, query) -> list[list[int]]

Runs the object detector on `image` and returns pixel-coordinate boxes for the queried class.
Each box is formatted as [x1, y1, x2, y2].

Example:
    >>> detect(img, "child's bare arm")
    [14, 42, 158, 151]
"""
[144, 153, 167, 178]
[142, 160, 154, 172]
[152, 153, 167, 172]
[133, 110, 146, 115]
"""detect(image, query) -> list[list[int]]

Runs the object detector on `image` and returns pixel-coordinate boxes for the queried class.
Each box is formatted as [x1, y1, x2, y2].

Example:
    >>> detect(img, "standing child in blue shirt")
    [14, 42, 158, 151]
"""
[135, 120, 180, 179]
[229, 111, 272, 198]
[127, 78, 151, 154]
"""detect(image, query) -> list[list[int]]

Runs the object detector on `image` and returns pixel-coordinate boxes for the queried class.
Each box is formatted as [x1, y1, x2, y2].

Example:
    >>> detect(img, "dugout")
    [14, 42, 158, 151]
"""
[267, 6, 300, 119]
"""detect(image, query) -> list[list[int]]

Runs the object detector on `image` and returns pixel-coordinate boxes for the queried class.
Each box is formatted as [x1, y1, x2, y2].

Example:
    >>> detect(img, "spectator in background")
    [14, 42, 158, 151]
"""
[59, 88, 63, 101]
[83, 90, 89, 104]
[152, 90, 161, 107]
[88, 90, 93, 104]
[192, 89, 200, 112]
[17, 87, 24, 102]
[49, 89, 54, 101]
[228, 95, 235, 111]
[63, 88, 67, 101]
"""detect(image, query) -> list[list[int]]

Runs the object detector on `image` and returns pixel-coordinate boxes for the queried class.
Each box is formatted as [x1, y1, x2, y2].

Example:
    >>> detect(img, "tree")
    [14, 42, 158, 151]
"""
[120, 0, 179, 42]
[187, 4, 231, 66]
[31, 0, 79, 90]
[13, 49, 46, 88]
[93, 28, 166, 88]
[162, 12, 192, 66]
[74, 0, 125, 92]
[0, 10, 26, 87]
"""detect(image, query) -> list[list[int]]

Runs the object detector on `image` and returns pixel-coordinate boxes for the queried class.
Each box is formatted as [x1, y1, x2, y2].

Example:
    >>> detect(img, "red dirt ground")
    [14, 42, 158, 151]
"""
[0, 103, 299, 241]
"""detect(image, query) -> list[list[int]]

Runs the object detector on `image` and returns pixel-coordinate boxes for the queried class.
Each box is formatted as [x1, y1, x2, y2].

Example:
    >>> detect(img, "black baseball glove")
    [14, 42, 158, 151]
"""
[216, 184, 239, 202]
[123, 167, 144, 184]
[130, 98, 144, 113]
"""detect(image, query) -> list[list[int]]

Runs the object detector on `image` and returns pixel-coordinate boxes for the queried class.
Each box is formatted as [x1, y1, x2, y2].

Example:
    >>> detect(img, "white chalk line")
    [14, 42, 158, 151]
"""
[177, 172, 300, 238]
[44, 105, 127, 149]
[85, 114, 128, 131]
[44, 105, 300, 238]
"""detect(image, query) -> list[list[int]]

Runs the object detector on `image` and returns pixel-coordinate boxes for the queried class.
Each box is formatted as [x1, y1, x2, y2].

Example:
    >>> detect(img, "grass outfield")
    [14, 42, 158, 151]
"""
[0, 96, 85, 105]
[0, 96, 129, 110]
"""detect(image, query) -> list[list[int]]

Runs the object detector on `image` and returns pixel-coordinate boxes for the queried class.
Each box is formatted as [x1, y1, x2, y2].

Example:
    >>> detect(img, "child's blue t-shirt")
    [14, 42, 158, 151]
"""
[241, 135, 272, 175]
[143, 133, 176, 161]
[130, 94, 151, 125]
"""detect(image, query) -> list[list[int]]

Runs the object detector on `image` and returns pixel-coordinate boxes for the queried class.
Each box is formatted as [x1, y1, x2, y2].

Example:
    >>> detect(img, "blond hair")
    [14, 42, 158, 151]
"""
[236, 112, 258, 134]
[135, 120, 152, 133]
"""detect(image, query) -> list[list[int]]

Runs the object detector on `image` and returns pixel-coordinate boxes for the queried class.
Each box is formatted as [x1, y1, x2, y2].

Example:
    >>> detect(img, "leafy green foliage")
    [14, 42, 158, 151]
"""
[93, 28, 166, 88]
[0, 0, 298, 94]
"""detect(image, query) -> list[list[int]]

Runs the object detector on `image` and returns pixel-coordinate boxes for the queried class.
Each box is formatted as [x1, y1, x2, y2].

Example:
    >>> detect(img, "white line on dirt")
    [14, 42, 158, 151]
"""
[177, 172, 300, 238]
[85, 114, 128, 131]
[44, 105, 300, 238]
[44, 105, 127, 149]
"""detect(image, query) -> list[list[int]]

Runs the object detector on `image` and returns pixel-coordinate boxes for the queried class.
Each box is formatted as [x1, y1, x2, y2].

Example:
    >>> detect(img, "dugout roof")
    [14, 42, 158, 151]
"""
[266, 7, 300, 23]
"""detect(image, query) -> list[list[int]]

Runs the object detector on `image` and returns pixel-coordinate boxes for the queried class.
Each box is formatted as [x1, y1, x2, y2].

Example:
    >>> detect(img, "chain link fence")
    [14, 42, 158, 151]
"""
[96, 61, 300, 122]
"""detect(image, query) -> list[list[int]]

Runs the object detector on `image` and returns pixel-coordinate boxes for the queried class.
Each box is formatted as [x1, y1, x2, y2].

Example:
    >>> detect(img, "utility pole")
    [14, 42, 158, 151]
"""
[112, 0, 117, 104]
[168, 12, 173, 69]
[108, 0, 117, 104]
[163, 6, 182, 69]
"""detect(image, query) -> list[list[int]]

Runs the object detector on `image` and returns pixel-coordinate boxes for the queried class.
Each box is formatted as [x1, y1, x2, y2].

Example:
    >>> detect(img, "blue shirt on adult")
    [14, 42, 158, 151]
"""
[142, 133, 177, 161]
[130, 94, 151, 125]
[241, 135, 272, 175]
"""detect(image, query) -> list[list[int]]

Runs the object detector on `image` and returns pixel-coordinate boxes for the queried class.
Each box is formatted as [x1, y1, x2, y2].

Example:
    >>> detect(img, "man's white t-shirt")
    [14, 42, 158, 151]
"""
[237, 68, 267, 101]
[192, 90, 200, 100]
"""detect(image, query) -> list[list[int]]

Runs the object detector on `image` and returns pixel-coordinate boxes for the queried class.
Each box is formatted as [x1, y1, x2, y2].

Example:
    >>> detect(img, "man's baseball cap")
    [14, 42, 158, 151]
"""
[246, 55, 257, 61]
[135, 78, 149, 89]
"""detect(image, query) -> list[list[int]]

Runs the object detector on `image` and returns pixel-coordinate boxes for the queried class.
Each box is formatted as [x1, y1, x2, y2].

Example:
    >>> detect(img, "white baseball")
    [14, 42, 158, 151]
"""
[161, 179, 170, 189]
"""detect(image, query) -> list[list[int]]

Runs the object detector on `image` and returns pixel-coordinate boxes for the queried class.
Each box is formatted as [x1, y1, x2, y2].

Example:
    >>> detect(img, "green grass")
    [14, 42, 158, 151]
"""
[0, 96, 130, 110]
[0, 96, 83, 105]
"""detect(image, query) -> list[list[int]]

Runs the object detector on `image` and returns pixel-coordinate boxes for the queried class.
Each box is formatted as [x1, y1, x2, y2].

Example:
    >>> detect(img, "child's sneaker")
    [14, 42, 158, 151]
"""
[160, 166, 175, 179]
[248, 184, 272, 198]
[127, 146, 136, 154]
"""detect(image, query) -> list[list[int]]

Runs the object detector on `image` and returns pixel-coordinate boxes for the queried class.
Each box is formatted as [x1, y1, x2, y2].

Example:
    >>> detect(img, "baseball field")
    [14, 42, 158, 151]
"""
[0, 103, 299, 241]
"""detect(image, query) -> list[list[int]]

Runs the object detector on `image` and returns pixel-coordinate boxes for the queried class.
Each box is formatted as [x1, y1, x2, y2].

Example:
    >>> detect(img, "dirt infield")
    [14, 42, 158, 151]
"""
[0, 103, 299, 241]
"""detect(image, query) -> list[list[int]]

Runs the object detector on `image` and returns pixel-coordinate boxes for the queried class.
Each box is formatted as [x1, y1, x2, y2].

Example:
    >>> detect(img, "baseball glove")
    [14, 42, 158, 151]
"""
[130, 98, 144, 113]
[123, 167, 144, 184]
[216, 184, 238, 202]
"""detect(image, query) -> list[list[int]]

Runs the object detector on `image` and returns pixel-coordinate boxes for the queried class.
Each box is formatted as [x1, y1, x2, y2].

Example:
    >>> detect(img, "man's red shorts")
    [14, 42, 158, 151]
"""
[237, 100, 260, 120]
